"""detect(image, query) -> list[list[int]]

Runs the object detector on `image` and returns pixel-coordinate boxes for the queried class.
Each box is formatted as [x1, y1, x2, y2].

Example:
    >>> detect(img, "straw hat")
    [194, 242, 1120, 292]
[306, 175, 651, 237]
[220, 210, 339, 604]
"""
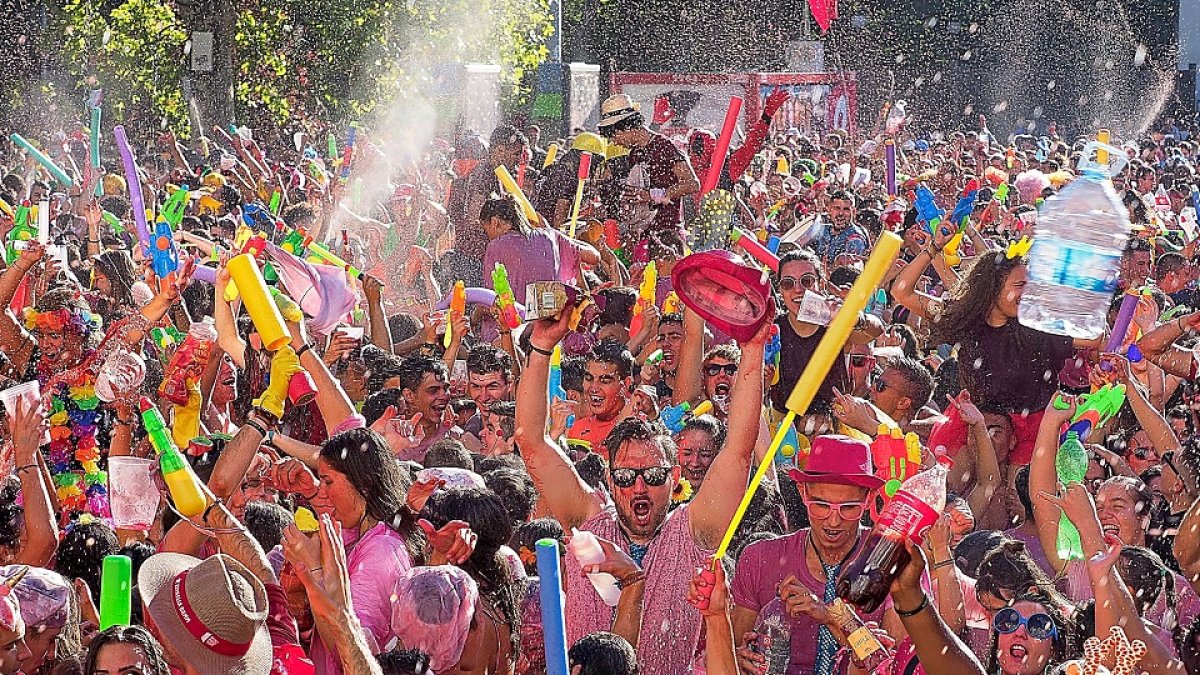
[598, 94, 641, 129]
[139, 553, 272, 675]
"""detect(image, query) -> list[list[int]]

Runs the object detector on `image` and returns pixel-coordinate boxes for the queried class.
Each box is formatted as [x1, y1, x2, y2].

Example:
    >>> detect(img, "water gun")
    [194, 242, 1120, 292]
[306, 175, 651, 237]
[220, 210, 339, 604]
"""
[628, 261, 657, 337]
[942, 179, 979, 266]
[730, 227, 780, 272]
[913, 183, 945, 233]
[306, 241, 362, 278]
[269, 189, 282, 216]
[1006, 146, 1015, 170]
[662, 292, 681, 315]
[102, 210, 126, 235]
[140, 397, 209, 518]
[151, 220, 179, 285]
[327, 132, 338, 161]
[151, 325, 184, 351]
[776, 419, 806, 467]
[159, 331, 215, 406]
[764, 324, 781, 385]
[1054, 384, 1127, 444]
[5, 201, 33, 264]
[662, 400, 714, 434]
[161, 186, 189, 228]
[548, 344, 574, 428]
[280, 228, 311, 257]
[492, 263, 522, 331]
[603, 219, 627, 264]
[871, 424, 921, 498]
[646, 349, 665, 366]
[445, 281, 466, 348]
[995, 182, 1010, 205]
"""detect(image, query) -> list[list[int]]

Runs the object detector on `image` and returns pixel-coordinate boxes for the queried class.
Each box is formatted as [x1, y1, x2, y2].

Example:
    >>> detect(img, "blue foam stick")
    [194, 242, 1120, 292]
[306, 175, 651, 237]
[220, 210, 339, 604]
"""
[536, 539, 569, 675]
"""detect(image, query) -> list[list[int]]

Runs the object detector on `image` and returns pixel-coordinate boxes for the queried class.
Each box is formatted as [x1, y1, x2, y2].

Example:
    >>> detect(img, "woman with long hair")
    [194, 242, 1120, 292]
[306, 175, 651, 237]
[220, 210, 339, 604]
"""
[895, 238, 1096, 466]
[82, 625, 170, 675]
[983, 591, 1080, 675]
[422, 486, 519, 674]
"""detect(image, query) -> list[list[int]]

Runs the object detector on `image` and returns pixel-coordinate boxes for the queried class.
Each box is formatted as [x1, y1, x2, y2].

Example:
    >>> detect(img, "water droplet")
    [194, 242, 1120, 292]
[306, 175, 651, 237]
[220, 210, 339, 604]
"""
[932, 71, 943, 83]
[1103, 90, 1114, 102]
[1134, 45, 1148, 66]
[1043, 370, 1053, 382]
[960, 49, 973, 61]
[924, 16, 939, 28]
[1032, 106, 1044, 118]
[993, 100, 1008, 113]
[1105, 59, 1115, 70]
[1047, 80, 1056, 90]
[973, 358, 983, 370]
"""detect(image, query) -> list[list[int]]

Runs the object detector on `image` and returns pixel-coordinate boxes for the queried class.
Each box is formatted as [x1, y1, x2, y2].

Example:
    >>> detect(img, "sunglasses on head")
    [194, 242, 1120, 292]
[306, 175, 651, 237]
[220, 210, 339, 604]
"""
[993, 608, 1058, 641]
[777, 273, 819, 292]
[704, 363, 738, 377]
[610, 466, 670, 488]
[849, 354, 876, 368]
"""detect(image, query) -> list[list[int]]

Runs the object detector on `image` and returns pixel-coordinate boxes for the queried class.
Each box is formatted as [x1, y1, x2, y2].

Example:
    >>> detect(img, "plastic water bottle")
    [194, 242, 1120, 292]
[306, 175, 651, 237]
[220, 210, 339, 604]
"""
[1019, 142, 1131, 339]
[751, 597, 792, 674]
[1055, 431, 1088, 560]
[567, 528, 622, 606]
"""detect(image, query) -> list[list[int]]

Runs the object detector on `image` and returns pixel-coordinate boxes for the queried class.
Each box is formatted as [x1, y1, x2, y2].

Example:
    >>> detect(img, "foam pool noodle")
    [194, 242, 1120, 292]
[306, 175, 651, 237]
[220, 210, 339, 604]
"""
[536, 539, 569, 675]
[99, 555, 132, 630]
[494, 165, 540, 225]
[731, 227, 780, 272]
[306, 241, 362, 278]
[568, 152, 593, 238]
[705, 232, 902, 570]
[10, 133, 73, 187]
[227, 254, 290, 351]
[700, 96, 743, 196]
[884, 140, 897, 196]
[543, 143, 559, 169]
[112, 126, 151, 252]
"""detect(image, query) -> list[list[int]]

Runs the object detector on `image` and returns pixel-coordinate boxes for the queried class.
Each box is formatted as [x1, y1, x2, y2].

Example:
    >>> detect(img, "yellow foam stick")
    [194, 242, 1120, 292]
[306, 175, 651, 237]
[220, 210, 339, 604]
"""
[494, 165, 540, 225]
[542, 143, 559, 169]
[227, 254, 290, 351]
[714, 232, 902, 559]
[1097, 129, 1110, 166]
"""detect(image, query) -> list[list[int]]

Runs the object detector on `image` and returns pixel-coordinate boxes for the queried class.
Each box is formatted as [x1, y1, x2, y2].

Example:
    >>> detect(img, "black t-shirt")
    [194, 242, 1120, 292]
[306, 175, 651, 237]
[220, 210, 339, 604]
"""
[956, 320, 1075, 413]
[769, 316, 849, 415]
[1148, 504, 1185, 573]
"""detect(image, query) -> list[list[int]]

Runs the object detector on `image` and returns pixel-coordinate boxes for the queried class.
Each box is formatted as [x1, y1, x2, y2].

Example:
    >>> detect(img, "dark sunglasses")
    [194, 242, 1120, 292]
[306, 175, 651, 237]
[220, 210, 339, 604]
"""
[872, 378, 891, 393]
[610, 466, 670, 488]
[849, 354, 876, 368]
[777, 273, 818, 292]
[1131, 446, 1158, 460]
[704, 363, 738, 377]
[993, 608, 1058, 641]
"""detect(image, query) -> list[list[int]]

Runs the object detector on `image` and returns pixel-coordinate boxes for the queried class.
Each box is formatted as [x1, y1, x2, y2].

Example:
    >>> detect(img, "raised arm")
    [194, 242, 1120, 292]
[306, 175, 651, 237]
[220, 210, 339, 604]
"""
[1175, 494, 1200, 588]
[688, 321, 768, 549]
[11, 398, 58, 566]
[1137, 312, 1198, 378]
[670, 307, 706, 407]
[892, 249, 942, 320]
[1109, 354, 1183, 458]
[1029, 395, 1072, 573]
[512, 311, 600, 530]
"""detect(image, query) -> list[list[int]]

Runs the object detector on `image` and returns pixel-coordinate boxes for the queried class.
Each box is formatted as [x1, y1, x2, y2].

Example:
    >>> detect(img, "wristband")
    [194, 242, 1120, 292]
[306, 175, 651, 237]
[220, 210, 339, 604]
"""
[931, 559, 955, 571]
[529, 343, 555, 357]
[15, 464, 37, 474]
[295, 343, 312, 359]
[895, 593, 929, 618]
[244, 418, 268, 438]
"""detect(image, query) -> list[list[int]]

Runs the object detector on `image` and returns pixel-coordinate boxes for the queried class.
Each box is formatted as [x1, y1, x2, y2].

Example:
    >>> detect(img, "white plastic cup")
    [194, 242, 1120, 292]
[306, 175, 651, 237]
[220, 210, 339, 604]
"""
[0, 382, 48, 445]
[107, 457, 159, 530]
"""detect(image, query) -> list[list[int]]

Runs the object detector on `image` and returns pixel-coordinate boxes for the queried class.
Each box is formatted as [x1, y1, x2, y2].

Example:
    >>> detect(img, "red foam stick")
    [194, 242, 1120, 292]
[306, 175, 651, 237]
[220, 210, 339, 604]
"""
[700, 96, 744, 196]
[577, 152, 593, 181]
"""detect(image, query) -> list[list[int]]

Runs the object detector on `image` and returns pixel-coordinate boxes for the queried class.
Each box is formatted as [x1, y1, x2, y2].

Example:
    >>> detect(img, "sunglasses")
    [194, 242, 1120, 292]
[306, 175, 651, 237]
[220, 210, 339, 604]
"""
[849, 354, 876, 368]
[803, 497, 866, 521]
[704, 363, 738, 377]
[1130, 446, 1158, 460]
[778, 274, 819, 292]
[993, 608, 1058, 641]
[610, 466, 671, 488]
[872, 378, 891, 393]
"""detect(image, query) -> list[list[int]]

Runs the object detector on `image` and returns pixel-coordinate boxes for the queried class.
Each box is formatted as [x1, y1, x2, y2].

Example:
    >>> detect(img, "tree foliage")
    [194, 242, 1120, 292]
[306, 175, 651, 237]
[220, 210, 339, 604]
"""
[39, 0, 553, 136]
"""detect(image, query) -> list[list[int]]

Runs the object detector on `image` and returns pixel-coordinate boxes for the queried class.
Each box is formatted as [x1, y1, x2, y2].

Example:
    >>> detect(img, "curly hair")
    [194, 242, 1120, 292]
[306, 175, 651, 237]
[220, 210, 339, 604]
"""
[930, 251, 1025, 347]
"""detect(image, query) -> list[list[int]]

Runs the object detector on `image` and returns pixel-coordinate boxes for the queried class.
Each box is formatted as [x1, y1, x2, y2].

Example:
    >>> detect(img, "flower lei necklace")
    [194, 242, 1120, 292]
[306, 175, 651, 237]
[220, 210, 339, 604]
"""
[25, 306, 108, 521]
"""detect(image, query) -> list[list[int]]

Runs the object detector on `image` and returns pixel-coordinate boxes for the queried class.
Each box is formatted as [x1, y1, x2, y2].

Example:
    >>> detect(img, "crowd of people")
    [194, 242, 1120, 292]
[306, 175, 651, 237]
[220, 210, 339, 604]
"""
[0, 83, 1198, 675]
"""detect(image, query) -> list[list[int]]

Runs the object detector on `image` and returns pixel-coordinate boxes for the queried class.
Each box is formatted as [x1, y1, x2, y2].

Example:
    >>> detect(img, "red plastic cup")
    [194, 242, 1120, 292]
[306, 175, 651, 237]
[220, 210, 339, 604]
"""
[288, 370, 317, 406]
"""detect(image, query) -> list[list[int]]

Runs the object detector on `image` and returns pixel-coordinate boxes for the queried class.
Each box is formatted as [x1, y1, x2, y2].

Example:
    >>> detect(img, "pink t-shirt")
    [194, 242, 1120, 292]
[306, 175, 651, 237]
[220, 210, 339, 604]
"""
[564, 497, 711, 675]
[310, 523, 414, 675]
[483, 228, 582, 305]
[730, 529, 892, 675]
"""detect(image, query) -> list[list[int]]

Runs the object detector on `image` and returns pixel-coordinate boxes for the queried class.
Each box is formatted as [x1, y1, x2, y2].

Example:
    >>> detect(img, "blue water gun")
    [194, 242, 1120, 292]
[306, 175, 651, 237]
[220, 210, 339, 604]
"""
[241, 203, 274, 231]
[947, 179, 980, 230]
[662, 400, 713, 434]
[764, 324, 781, 385]
[913, 183, 945, 233]
[151, 220, 179, 282]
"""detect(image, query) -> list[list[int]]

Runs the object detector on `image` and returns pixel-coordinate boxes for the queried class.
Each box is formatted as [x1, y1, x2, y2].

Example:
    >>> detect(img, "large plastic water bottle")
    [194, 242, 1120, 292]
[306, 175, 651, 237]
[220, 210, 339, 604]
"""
[752, 597, 792, 674]
[1019, 142, 1131, 339]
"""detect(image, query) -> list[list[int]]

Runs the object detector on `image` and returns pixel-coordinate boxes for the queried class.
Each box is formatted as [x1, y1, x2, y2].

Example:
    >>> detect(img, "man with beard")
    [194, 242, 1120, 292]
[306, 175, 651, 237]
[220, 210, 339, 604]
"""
[515, 307, 769, 675]
[810, 189, 869, 265]
[730, 435, 906, 674]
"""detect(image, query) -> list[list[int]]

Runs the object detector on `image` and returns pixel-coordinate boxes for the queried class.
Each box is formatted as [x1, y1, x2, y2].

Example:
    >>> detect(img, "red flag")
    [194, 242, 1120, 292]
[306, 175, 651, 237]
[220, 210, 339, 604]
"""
[808, 0, 836, 31]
